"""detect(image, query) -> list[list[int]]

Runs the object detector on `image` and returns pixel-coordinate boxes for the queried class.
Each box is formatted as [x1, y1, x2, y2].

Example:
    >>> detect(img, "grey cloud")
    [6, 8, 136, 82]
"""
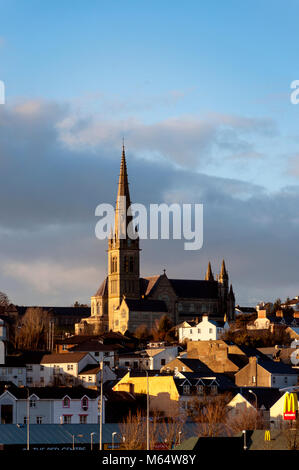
[0, 100, 297, 307]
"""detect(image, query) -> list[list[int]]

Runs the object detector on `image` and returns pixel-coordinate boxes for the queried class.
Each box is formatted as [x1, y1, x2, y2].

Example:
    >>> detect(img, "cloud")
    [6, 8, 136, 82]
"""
[0, 99, 297, 307]
[3, 260, 99, 296]
[57, 111, 275, 168]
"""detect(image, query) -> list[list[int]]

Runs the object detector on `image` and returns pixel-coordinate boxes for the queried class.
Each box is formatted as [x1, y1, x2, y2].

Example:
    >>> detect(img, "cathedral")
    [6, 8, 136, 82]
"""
[76, 146, 235, 335]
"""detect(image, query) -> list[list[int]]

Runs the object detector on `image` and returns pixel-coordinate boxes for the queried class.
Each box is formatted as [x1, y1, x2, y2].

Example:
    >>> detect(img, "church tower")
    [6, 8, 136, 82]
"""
[108, 145, 140, 330]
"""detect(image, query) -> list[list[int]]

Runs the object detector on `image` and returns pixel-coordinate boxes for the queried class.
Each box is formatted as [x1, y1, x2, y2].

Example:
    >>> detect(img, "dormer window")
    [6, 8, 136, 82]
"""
[63, 397, 70, 408]
[183, 385, 190, 395]
[81, 396, 89, 411]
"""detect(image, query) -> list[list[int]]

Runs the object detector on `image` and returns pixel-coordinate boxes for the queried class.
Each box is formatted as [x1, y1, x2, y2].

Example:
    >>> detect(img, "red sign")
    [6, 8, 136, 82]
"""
[284, 412, 296, 420]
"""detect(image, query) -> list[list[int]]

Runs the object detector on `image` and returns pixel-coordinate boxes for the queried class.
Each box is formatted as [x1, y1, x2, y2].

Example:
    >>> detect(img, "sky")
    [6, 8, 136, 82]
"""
[0, 0, 299, 307]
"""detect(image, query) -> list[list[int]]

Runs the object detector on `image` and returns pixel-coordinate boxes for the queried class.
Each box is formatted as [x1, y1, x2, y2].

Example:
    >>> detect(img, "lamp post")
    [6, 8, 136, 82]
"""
[146, 370, 150, 451]
[178, 431, 182, 445]
[112, 431, 117, 450]
[99, 359, 104, 451]
[25, 387, 30, 451]
[242, 430, 247, 450]
[249, 389, 258, 429]
[90, 432, 95, 451]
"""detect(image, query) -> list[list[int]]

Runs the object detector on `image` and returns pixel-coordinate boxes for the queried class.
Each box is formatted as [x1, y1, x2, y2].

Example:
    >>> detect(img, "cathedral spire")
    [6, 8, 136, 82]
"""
[114, 143, 132, 237]
[220, 259, 228, 279]
[205, 261, 214, 281]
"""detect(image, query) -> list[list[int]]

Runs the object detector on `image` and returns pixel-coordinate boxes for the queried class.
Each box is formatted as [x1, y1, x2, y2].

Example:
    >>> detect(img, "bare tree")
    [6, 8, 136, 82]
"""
[15, 307, 49, 350]
[189, 394, 232, 437]
[282, 417, 299, 450]
[226, 407, 265, 435]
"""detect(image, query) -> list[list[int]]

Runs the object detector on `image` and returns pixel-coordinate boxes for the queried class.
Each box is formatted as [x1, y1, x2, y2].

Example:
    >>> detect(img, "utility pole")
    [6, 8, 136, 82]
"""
[146, 370, 149, 451]
[99, 359, 104, 450]
[26, 387, 30, 451]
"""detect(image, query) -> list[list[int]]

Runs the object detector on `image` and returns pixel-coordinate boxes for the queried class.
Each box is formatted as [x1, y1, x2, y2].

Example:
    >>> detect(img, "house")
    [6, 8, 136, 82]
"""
[0, 383, 101, 424]
[174, 371, 236, 413]
[112, 370, 180, 416]
[118, 344, 179, 371]
[39, 352, 115, 387]
[227, 387, 281, 425]
[248, 306, 298, 332]
[178, 314, 229, 342]
[68, 341, 118, 368]
[269, 391, 299, 428]
[235, 357, 299, 388]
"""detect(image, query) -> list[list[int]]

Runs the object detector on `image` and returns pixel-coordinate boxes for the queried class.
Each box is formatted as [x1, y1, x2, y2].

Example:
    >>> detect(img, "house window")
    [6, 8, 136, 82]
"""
[26, 365, 33, 372]
[27, 377, 33, 385]
[189, 329, 193, 335]
[40, 377, 44, 385]
[198, 329, 201, 334]
[63, 397, 70, 408]
[63, 415, 72, 424]
[81, 397, 89, 411]
[284, 377, 288, 384]
[211, 385, 218, 395]
[197, 385, 204, 395]
[18, 368, 23, 375]
[252, 376, 256, 383]
[94, 352, 99, 357]
[209, 328, 213, 334]
[104, 352, 109, 357]
[88, 376, 93, 382]
[40, 365, 44, 372]
[183, 385, 190, 395]
[67, 364, 73, 371]
[272, 376, 276, 384]
[36, 417, 43, 424]
[161, 359, 166, 366]
[29, 397, 36, 408]
[80, 415, 87, 424]
[23, 417, 28, 424]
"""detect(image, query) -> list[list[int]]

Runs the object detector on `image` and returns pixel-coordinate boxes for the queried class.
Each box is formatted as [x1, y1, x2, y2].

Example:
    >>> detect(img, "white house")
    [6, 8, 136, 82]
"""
[40, 352, 98, 386]
[178, 315, 229, 342]
[0, 384, 102, 424]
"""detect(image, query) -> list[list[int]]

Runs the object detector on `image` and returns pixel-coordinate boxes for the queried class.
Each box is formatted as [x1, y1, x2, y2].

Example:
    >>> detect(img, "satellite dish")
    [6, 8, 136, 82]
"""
[290, 350, 299, 366]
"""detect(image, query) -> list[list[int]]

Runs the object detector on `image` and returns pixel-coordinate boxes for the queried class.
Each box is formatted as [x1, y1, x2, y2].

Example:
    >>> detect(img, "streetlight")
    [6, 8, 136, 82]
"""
[99, 359, 104, 451]
[242, 430, 247, 450]
[112, 431, 117, 450]
[248, 389, 258, 430]
[90, 432, 96, 451]
[178, 431, 182, 445]
[146, 370, 150, 451]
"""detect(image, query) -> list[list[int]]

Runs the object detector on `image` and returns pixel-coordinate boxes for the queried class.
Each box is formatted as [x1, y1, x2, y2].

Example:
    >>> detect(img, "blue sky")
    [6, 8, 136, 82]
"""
[0, 0, 299, 306]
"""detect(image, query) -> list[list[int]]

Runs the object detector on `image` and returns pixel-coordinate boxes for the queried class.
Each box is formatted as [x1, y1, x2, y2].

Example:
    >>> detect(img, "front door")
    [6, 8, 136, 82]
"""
[1, 404, 13, 423]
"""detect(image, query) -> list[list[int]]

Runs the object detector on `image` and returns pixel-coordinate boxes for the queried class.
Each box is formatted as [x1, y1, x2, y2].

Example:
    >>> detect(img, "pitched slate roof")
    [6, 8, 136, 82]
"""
[169, 279, 219, 299]
[94, 277, 108, 297]
[0, 383, 98, 399]
[41, 352, 89, 364]
[258, 358, 299, 375]
[78, 364, 101, 375]
[140, 276, 162, 296]
[235, 387, 282, 409]
[124, 298, 168, 313]
[15, 306, 91, 318]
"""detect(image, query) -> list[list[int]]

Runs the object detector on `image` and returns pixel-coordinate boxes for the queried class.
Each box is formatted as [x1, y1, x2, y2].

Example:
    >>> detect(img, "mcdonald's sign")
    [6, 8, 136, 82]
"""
[283, 392, 298, 420]
[264, 430, 271, 441]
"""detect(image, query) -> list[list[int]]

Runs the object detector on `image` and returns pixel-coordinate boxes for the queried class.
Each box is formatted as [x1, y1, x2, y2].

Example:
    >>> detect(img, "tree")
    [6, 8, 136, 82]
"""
[15, 307, 49, 350]
[190, 394, 232, 437]
[135, 324, 150, 341]
[282, 416, 299, 450]
[73, 301, 89, 308]
[0, 291, 9, 307]
[226, 407, 265, 434]
[151, 315, 174, 342]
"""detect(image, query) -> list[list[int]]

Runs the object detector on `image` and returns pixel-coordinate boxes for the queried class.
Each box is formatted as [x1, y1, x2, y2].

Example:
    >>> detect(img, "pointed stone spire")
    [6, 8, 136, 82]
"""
[205, 261, 214, 281]
[229, 284, 235, 299]
[220, 259, 228, 279]
[114, 142, 132, 237]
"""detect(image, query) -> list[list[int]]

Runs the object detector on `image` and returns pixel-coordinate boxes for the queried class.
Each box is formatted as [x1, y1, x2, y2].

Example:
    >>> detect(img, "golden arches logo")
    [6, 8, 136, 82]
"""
[264, 430, 271, 441]
[283, 393, 298, 413]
